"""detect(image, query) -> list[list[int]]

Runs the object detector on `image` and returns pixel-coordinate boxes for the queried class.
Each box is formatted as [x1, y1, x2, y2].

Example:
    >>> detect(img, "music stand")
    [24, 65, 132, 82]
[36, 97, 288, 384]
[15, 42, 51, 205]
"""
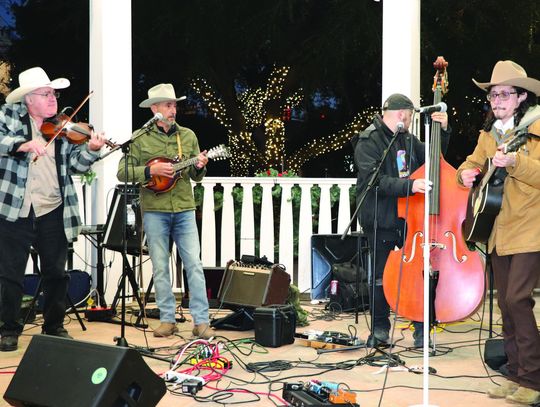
[102, 180, 148, 346]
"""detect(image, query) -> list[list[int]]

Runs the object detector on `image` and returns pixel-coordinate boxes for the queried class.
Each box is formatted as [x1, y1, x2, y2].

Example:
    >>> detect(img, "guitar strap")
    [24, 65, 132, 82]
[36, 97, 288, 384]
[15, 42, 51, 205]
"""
[492, 113, 540, 146]
[175, 132, 183, 159]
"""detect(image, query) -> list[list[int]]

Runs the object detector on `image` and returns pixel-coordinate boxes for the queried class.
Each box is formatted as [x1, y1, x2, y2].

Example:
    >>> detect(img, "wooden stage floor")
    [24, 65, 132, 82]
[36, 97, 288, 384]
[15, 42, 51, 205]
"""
[0, 299, 530, 407]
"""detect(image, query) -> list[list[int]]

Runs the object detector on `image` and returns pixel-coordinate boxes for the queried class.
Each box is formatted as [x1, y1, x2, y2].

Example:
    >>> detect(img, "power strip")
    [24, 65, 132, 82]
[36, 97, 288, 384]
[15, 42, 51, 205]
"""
[163, 370, 205, 385]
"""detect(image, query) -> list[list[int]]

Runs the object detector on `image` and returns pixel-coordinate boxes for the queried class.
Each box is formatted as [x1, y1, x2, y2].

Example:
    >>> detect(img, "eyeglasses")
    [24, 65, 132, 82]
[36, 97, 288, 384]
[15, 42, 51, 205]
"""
[30, 91, 60, 99]
[486, 91, 517, 101]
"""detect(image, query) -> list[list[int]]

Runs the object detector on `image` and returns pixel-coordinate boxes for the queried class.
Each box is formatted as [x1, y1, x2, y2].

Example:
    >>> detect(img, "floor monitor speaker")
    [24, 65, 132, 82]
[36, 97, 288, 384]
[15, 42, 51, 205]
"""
[4, 335, 166, 407]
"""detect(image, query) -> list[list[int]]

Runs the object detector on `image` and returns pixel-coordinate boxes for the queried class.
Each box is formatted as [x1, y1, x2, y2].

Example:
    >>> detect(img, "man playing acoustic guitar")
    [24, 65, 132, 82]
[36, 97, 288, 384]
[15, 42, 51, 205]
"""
[117, 83, 211, 339]
[457, 60, 540, 405]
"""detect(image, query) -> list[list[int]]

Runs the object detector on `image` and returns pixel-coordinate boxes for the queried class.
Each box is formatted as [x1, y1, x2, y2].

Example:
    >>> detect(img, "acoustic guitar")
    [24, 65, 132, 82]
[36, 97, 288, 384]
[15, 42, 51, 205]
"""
[462, 134, 528, 243]
[142, 144, 230, 194]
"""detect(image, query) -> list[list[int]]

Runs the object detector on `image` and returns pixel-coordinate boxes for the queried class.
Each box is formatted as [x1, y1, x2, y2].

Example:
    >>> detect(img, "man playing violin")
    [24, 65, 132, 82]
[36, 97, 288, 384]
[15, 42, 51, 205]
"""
[457, 60, 540, 405]
[0, 67, 106, 352]
[117, 83, 211, 339]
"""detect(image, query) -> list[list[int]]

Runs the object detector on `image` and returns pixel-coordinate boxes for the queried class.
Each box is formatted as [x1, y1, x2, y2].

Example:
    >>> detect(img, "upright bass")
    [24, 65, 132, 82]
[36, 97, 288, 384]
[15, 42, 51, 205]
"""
[383, 57, 485, 323]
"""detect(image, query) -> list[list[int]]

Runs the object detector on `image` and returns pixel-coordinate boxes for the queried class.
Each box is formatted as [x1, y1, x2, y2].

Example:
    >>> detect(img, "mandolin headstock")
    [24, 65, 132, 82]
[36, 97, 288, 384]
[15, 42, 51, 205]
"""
[207, 144, 231, 161]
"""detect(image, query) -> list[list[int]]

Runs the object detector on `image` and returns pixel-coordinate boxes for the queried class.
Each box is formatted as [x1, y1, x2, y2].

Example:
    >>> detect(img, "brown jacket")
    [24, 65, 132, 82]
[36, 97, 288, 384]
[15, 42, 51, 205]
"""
[457, 106, 540, 255]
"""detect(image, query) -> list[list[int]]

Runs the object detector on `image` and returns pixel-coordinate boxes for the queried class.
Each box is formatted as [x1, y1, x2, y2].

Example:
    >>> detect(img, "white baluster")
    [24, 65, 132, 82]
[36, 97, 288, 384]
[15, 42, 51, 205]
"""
[200, 182, 216, 266]
[278, 181, 294, 277]
[220, 182, 236, 266]
[240, 182, 255, 257]
[337, 183, 352, 235]
[318, 182, 332, 234]
[259, 180, 275, 261]
[298, 182, 314, 292]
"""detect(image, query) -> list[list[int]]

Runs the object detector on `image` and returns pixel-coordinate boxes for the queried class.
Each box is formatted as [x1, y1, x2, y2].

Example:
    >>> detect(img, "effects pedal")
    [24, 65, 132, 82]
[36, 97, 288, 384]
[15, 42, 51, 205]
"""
[282, 382, 359, 407]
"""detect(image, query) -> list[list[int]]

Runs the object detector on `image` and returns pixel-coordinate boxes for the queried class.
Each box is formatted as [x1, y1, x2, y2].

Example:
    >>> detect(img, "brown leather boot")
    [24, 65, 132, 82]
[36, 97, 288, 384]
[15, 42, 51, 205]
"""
[192, 323, 213, 339]
[506, 386, 540, 404]
[153, 322, 178, 337]
[487, 381, 518, 398]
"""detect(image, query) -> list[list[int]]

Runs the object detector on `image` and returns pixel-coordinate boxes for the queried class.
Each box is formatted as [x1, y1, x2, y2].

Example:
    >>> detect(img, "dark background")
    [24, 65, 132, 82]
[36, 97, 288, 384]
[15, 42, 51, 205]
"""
[1, 0, 539, 176]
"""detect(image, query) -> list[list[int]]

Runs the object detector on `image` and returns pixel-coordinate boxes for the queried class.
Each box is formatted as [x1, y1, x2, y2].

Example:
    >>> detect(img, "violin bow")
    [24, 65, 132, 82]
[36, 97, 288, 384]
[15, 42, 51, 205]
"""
[33, 90, 94, 162]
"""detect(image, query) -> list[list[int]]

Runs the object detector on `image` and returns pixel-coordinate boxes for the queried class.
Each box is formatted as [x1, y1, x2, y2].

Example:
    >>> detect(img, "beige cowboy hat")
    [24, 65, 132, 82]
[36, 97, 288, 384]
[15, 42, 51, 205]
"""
[139, 83, 187, 108]
[6, 67, 70, 104]
[473, 60, 540, 96]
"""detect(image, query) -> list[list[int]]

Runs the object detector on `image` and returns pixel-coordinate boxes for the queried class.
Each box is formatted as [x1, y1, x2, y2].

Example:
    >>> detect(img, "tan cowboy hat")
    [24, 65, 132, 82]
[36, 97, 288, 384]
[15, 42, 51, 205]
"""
[473, 60, 540, 96]
[6, 67, 70, 104]
[139, 83, 187, 108]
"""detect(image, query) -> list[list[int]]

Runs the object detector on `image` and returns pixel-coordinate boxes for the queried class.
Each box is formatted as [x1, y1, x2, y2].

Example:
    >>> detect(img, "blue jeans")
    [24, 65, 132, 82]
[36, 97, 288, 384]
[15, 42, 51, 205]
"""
[143, 210, 209, 325]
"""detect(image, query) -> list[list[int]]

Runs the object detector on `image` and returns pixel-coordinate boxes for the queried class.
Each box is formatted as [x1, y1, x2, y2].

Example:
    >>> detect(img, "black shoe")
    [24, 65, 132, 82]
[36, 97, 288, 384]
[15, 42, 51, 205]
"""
[499, 363, 510, 377]
[366, 329, 389, 348]
[0, 335, 18, 352]
[42, 328, 73, 339]
[413, 334, 433, 348]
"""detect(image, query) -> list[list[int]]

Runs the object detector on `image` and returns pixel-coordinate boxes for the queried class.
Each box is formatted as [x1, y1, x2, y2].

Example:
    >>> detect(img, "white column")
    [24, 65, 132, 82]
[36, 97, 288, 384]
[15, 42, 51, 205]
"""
[382, 0, 421, 107]
[89, 0, 132, 224]
[89, 0, 132, 302]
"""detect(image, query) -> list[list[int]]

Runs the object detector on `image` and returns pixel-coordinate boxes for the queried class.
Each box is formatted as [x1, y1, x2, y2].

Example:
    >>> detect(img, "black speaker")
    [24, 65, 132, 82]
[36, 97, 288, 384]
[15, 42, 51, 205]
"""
[4, 335, 166, 407]
[218, 263, 290, 308]
[23, 270, 91, 311]
[182, 267, 225, 308]
[311, 234, 368, 300]
[102, 184, 146, 256]
[484, 338, 507, 371]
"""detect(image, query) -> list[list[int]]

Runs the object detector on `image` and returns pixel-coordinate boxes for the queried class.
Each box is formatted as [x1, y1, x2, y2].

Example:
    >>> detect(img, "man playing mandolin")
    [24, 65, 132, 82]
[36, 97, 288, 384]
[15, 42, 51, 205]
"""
[117, 83, 212, 339]
[457, 60, 540, 405]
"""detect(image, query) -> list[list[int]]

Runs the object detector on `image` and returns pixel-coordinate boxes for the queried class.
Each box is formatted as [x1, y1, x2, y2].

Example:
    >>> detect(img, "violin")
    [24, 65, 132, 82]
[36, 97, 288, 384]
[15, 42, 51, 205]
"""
[41, 113, 117, 149]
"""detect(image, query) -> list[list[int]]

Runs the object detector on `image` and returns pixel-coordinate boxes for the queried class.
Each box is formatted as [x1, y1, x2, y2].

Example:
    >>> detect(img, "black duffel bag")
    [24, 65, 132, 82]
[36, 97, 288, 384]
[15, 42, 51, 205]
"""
[327, 260, 369, 312]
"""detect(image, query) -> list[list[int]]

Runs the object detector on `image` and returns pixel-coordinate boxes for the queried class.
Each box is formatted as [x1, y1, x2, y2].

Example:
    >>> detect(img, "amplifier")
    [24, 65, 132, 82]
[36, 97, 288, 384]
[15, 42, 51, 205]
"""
[218, 261, 290, 308]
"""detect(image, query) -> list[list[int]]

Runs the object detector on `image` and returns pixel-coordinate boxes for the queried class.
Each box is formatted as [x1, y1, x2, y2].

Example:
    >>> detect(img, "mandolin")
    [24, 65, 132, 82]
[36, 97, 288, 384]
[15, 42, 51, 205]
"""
[142, 144, 230, 194]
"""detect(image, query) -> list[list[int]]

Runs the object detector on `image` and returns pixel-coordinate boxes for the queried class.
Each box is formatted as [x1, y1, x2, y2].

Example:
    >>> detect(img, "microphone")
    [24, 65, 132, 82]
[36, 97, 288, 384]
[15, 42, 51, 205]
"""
[141, 112, 164, 128]
[415, 102, 447, 114]
[392, 122, 405, 137]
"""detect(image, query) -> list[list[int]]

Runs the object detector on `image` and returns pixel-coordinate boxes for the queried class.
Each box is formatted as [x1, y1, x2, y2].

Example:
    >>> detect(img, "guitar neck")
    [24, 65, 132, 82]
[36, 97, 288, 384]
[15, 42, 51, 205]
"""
[479, 162, 497, 189]
[173, 157, 198, 172]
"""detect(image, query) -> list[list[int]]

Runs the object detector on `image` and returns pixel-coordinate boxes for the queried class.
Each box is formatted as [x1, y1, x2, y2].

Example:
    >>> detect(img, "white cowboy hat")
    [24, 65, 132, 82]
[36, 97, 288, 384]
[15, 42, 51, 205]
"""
[473, 60, 540, 96]
[139, 83, 187, 108]
[6, 67, 70, 104]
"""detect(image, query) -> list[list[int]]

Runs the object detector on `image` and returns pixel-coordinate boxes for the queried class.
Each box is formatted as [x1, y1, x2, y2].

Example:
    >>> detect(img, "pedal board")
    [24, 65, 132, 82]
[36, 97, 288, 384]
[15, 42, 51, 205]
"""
[282, 383, 359, 407]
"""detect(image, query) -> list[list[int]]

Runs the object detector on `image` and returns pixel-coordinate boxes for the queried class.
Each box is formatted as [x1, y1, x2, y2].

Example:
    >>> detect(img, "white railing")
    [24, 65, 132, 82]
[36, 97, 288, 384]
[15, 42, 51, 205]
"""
[196, 177, 357, 293]
[68, 176, 358, 302]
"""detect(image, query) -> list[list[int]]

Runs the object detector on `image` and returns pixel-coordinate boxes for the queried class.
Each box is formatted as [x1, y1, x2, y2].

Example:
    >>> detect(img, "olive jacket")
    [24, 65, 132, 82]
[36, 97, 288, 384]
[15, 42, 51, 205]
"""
[116, 122, 206, 213]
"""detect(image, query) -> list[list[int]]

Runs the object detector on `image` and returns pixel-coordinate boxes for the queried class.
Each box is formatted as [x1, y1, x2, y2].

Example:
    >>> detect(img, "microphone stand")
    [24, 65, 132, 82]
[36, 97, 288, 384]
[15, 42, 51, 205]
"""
[341, 125, 403, 341]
